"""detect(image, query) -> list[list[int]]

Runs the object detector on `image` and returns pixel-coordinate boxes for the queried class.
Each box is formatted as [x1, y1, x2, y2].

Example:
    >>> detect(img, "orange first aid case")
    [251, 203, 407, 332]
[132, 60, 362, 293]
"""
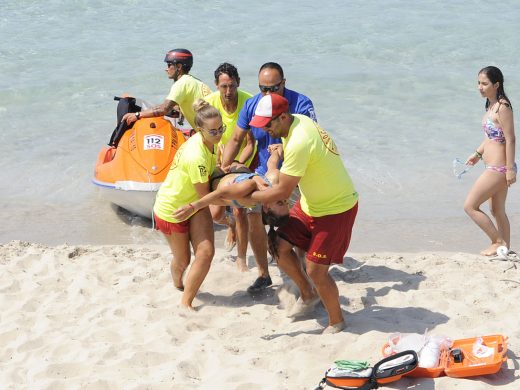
[383, 334, 507, 378]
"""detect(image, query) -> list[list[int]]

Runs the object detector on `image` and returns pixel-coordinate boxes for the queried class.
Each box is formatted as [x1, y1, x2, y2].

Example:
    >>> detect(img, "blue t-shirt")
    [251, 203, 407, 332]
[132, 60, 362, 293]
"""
[236, 88, 317, 175]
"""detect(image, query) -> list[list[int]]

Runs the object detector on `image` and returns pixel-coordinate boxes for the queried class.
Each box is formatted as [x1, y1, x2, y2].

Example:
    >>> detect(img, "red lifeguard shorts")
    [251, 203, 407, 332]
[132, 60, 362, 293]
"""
[154, 213, 190, 234]
[277, 201, 358, 265]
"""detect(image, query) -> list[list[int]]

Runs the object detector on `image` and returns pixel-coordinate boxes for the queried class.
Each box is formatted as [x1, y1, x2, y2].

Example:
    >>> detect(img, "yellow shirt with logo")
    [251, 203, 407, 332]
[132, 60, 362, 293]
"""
[205, 89, 255, 166]
[166, 74, 212, 129]
[154, 132, 216, 223]
[281, 114, 358, 217]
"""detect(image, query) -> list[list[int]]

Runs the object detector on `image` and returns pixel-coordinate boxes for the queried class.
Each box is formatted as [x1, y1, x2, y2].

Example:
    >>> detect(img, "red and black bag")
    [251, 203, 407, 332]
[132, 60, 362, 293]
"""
[315, 350, 418, 390]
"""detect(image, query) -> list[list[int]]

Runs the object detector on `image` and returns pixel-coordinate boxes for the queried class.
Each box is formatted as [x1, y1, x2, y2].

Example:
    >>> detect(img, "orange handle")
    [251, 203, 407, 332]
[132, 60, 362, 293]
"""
[498, 335, 508, 361]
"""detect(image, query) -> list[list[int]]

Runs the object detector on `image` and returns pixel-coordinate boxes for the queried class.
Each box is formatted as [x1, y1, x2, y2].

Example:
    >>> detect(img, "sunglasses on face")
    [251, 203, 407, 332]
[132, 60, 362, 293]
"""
[201, 124, 226, 136]
[258, 80, 284, 93]
[166, 62, 176, 68]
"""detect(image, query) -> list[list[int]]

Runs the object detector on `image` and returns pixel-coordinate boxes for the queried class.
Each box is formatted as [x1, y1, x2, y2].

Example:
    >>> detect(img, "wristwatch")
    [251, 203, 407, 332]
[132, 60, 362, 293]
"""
[135, 112, 141, 119]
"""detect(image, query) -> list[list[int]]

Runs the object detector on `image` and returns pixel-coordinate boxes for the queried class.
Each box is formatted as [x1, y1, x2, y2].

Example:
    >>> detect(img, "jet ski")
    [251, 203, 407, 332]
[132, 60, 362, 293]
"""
[92, 96, 186, 218]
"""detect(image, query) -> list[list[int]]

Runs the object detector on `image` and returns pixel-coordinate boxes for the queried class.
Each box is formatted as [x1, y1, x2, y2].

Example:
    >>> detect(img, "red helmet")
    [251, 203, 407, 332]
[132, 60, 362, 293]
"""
[164, 49, 193, 71]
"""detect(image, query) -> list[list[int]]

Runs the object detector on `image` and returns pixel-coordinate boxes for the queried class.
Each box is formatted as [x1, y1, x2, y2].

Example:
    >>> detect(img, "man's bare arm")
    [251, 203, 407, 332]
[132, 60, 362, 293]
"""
[222, 125, 248, 168]
[122, 99, 177, 125]
[250, 172, 299, 203]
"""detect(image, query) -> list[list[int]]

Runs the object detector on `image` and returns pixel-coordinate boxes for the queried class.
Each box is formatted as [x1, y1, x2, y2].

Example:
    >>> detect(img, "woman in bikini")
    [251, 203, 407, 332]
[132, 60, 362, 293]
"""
[464, 66, 516, 256]
[173, 146, 290, 271]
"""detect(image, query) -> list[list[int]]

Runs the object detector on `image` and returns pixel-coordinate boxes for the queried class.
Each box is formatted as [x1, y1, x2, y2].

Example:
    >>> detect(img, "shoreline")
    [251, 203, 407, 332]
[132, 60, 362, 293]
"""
[1, 240, 518, 388]
[2, 209, 518, 255]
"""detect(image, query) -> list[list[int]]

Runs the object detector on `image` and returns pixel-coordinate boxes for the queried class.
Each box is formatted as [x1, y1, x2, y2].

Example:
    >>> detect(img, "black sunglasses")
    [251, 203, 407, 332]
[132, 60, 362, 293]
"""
[259, 80, 284, 93]
[166, 62, 176, 68]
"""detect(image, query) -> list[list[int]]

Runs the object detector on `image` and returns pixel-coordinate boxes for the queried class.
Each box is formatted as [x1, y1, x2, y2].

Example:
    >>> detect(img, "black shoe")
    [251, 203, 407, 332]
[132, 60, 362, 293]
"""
[247, 276, 272, 294]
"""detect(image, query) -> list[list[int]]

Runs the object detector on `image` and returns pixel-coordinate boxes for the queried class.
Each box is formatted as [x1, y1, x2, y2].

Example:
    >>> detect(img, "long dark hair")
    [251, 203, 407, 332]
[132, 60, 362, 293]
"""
[478, 66, 513, 111]
[262, 209, 290, 258]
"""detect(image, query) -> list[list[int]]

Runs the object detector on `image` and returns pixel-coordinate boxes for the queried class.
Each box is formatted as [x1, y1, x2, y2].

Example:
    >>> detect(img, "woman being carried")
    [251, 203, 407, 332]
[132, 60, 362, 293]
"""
[464, 66, 516, 256]
[173, 146, 290, 271]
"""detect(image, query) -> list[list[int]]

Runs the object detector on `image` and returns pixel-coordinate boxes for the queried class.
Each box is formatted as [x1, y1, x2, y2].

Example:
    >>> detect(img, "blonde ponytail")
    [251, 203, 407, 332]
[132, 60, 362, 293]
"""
[193, 99, 220, 128]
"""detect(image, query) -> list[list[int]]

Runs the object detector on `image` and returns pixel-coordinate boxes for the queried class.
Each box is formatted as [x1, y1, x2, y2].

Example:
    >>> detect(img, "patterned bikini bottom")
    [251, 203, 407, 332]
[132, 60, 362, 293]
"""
[485, 162, 518, 174]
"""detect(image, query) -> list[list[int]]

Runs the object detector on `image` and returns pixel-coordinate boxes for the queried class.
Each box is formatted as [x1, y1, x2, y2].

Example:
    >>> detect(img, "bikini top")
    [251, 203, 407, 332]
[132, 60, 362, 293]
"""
[483, 117, 505, 144]
[231, 172, 272, 186]
[232, 172, 258, 184]
[229, 173, 272, 208]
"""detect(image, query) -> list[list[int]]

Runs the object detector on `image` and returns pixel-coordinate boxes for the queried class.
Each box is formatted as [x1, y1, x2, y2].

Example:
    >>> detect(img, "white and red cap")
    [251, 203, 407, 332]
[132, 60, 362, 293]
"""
[249, 94, 289, 128]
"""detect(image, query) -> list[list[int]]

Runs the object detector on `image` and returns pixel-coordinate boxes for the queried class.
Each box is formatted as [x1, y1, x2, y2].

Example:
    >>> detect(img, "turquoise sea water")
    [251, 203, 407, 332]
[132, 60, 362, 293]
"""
[1, 0, 519, 251]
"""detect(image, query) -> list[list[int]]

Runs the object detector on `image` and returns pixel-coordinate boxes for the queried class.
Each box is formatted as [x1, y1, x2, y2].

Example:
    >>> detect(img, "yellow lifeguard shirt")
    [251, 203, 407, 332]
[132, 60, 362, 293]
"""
[166, 74, 211, 129]
[281, 114, 358, 217]
[205, 89, 255, 166]
[154, 132, 216, 222]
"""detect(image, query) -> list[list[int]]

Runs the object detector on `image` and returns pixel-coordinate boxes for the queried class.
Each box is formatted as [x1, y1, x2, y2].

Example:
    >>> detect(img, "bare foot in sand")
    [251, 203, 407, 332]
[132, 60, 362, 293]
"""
[322, 320, 346, 334]
[480, 242, 506, 256]
[236, 257, 249, 272]
[224, 226, 236, 252]
[171, 265, 186, 292]
[288, 294, 321, 318]
[179, 301, 197, 311]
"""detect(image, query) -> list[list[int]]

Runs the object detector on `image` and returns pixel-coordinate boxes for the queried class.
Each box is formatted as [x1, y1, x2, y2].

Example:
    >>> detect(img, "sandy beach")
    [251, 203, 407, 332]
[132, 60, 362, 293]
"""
[3, 0, 520, 388]
[1, 238, 518, 389]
